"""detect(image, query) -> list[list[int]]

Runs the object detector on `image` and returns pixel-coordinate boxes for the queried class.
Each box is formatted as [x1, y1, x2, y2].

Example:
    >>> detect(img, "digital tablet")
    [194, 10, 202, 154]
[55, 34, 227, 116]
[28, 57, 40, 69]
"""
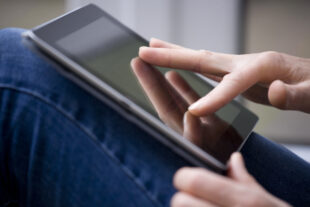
[22, 4, 258, 174]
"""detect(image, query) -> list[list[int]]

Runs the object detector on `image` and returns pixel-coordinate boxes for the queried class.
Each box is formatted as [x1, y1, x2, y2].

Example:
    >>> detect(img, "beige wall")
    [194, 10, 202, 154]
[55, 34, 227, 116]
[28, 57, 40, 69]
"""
[0, 0, 64, 29]
[245, 0, 310, 144]
[246, 0, 310, 57]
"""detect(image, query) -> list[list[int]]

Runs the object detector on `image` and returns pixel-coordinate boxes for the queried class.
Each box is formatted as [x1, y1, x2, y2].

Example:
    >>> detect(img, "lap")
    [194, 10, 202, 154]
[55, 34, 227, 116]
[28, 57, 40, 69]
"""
[0, 28, 187, 207]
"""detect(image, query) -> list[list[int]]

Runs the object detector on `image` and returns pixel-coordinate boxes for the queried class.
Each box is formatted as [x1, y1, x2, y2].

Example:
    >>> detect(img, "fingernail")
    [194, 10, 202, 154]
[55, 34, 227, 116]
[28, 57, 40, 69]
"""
[130, 58, 137, 67]
[231, 152, 243, 166]
[231, 152, 238, 160]
[183, 111, 189, 126]
[139, 46, 148, 52]
[139, 46, 153, 56]
[188, 100, 201, 111]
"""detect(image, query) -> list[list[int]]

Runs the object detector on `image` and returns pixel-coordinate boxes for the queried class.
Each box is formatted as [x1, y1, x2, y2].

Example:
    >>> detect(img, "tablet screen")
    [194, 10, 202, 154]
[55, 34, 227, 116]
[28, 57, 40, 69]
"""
[33, 5, 257, 164]
[55, 17, 240, 121]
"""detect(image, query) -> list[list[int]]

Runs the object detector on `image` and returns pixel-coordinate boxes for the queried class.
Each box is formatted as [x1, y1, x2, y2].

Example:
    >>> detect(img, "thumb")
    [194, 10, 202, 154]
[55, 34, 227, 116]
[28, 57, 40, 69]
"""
[268, 80, 310, 112]
[228, 152, 255, 183]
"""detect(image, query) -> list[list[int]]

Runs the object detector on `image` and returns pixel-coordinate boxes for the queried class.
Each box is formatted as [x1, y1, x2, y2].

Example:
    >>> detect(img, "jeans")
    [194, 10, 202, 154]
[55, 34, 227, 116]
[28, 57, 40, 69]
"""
[0, 28, 309, 207]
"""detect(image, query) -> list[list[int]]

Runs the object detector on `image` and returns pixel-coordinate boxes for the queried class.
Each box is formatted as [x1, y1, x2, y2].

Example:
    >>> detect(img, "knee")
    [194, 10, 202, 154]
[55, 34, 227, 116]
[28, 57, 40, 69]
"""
[0, 28, 29, 65]
[0, 27, 46, 69]
[0, 28, 25, 39]
[0, 27, 58, 87]
[0, 28, 26, 49]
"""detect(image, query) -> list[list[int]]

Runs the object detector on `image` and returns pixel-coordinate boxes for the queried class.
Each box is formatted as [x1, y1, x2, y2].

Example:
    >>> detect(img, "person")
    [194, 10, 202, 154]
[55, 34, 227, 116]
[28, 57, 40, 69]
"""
[0, 28, 309, 207]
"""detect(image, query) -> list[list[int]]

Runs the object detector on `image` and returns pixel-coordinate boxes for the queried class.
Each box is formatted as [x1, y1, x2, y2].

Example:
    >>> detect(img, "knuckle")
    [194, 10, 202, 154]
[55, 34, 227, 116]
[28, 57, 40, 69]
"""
[199, 49, 213, 57]
[258, 51, 284, 69]
[194, 50, 213, 73]
[254, 51, 286, 80]
[170, 192, 189, 207]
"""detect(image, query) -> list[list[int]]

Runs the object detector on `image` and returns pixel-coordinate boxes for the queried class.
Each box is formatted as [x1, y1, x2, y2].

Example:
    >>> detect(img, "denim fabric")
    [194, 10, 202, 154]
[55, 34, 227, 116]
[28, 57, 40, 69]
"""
[0, 28, 309, 207]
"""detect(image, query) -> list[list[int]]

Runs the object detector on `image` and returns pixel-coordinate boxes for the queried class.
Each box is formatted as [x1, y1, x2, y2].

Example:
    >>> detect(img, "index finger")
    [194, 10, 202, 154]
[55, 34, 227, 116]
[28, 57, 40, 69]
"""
[139, 47, 234, 76]
[189, 69, 260, 116]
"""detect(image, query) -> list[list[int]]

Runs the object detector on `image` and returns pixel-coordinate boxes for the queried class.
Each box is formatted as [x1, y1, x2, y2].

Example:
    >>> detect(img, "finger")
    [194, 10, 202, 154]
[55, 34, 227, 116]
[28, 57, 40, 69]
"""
[165, 70, 200, 104]
[189, 70, 260, 116]
[228, 152, 256, 183]
[183, 111, 203, 147]
[268, 80, 310, 113]
[204, 74, 223, 83]
[150, 38, 183, 49]
[173, 167, 243, 206]
[171, 192, 218, 207]
[131, 58, 187, 132]
[139, 47, 234, 76]
[268, 80, 287, 109]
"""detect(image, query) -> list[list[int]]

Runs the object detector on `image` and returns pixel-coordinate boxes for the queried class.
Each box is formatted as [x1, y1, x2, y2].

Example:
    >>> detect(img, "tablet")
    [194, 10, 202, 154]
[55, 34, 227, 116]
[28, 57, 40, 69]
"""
[22, 4, 258, 174]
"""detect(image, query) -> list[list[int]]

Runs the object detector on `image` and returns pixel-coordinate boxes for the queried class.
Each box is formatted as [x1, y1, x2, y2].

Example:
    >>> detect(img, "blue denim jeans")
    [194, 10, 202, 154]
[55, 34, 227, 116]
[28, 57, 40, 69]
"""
[0, 28, 309, 207]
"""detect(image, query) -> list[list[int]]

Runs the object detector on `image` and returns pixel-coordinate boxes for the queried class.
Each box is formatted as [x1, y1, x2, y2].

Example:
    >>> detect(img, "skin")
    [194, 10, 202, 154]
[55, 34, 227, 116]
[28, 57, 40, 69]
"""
[131, 58, 243, 163]
[135, 38, 310, 206]
[171, 152, 291, 207]
[139, 38, 310, 116]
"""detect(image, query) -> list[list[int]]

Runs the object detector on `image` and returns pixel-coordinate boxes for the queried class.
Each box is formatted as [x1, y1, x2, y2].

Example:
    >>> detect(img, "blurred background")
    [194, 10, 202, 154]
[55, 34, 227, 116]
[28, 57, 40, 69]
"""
[1, 0, 309, 161]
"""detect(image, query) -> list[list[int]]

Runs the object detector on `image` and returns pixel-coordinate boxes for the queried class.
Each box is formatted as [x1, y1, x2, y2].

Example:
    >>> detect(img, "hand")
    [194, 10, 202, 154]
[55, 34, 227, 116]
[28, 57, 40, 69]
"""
[171, 152, 291, 207]
[131, 58, 242, 162]
[139, 38, 310, 116]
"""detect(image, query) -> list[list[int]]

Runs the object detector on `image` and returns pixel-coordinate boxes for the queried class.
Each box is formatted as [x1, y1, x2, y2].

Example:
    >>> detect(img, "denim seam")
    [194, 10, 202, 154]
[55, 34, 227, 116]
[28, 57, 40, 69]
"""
[0, 85, 163, 207]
